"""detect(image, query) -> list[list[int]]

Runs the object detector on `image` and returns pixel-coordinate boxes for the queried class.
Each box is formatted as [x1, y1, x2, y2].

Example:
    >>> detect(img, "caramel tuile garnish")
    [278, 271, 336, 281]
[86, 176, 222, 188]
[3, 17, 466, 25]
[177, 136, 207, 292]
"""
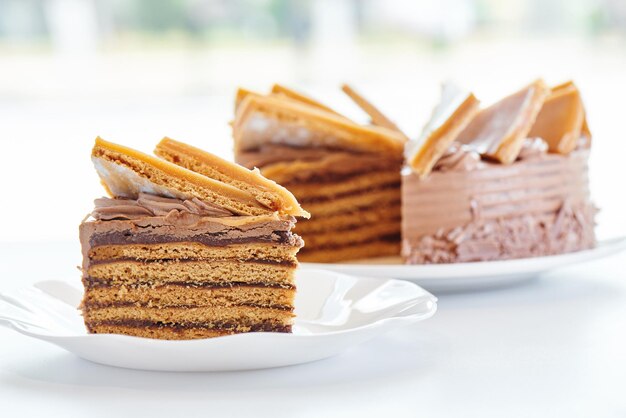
[154, 137, 310, 218]
[544, 80, 591, 141]
[91, 137, 270, 216]
[528, 82, 585, 155]
[235, 88, 263, 112]
[271, 84, 341, 116]
[406, 82, 480, 178]
[341, 84, 408, 140]
[457, 79, 550, 164]
[233, 93, 406, 155]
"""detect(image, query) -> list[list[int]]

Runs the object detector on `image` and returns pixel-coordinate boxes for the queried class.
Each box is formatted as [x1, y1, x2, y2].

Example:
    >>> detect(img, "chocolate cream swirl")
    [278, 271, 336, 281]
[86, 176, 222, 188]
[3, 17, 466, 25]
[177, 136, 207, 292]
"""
[517, 137, 548, 161]
[92, 193, 233, 221]
[433, 142, 481, 172]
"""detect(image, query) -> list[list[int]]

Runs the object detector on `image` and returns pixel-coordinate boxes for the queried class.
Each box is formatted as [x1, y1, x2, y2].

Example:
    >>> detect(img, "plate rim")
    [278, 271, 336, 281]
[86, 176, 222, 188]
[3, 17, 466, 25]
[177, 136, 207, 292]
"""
[0, 270, 438, 343]
[301, 236, 626, 279]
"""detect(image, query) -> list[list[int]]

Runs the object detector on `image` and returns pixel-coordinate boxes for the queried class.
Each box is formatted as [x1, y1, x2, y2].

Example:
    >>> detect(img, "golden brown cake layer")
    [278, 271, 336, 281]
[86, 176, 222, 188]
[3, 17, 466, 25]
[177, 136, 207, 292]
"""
[294, 204, 400, 234]
[284, 170, 400, 202]
[84, 305, 293, 326]
[303, 188, 399, 216]
[260, 154, 401, 185]
[85, 260, 296, 288]
[83, 285, 295, 310]
[87, 242, 300, 266]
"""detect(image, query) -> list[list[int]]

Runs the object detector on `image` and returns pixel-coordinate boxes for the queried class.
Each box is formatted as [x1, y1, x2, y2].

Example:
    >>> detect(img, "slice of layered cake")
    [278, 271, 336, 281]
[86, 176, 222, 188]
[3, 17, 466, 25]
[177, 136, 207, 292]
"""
[232, 85, 406, 262]
[80, 137, 306, 339]
[402, 80, 595, 263]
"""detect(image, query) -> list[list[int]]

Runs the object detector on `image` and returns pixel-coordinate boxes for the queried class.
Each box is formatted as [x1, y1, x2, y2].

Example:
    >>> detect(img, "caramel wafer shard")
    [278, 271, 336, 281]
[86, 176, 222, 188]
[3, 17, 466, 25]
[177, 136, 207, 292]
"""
[235, 88, 263, 112]
[271, 84, 341, 115]
[458, 79, 550, 164]
[341, 84, 408, 139]
[233, 94, 406, 154]
[543, 80, 591, 142]
[154, 137, 310, 218]
[528, 81, 585, 155]
[405, 82, 480, 178]
[91, 137, 270, 216]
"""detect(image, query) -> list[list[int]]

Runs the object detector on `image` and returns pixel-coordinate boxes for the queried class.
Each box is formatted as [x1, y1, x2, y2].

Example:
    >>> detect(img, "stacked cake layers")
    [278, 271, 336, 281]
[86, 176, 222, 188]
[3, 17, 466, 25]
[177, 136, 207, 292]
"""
[233, 87, 406, 262]
[80, 138, 306, 339]
[402, 80, 595, 263]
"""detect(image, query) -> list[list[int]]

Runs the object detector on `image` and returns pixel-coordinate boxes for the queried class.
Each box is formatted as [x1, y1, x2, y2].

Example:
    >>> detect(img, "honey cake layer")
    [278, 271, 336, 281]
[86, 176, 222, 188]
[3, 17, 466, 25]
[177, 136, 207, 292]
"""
[83, 305, 293, 326]
[303, 189, 400, 216]
[285, 172, 400, 203]
[85, 260, 296, 287]
[236, 145, 360, 167]
[83, 285, 295, 310]
[86, 242, 301, 267]
[260, 156, 401, 185]
[294, 204, 400, 234]
[300, 220, 400, 249]
[296, 183, 399, 205]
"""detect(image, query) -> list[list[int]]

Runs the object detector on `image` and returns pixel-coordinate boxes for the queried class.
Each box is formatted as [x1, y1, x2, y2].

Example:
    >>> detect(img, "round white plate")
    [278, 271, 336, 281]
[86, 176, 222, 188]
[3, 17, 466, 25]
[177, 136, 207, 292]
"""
[302, 237, 626, 292]
[0, 269, 436, 372]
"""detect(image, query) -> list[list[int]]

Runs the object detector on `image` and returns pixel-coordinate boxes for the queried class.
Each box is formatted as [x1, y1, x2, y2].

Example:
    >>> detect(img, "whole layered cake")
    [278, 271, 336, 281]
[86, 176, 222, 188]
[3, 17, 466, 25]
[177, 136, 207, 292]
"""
[232, 84, 406, 262]
[80, 137, 307, 339]
[402, 80, 595, 263]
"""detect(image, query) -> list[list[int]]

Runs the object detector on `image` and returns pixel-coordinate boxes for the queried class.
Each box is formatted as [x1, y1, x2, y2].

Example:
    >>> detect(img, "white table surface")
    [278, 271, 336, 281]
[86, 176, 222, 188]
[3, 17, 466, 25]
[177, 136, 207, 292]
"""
[1, 242, 625, 418]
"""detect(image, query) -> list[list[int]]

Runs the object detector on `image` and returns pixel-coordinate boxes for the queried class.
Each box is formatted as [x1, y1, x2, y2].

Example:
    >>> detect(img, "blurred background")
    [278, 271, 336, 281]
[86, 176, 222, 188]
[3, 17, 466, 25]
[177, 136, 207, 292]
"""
[1, 0, 625, 243]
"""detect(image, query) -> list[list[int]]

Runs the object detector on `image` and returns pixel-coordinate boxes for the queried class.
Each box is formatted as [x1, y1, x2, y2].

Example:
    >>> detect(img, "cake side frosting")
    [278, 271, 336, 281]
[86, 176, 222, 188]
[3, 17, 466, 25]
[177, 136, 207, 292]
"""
[402, 143, 595, 263]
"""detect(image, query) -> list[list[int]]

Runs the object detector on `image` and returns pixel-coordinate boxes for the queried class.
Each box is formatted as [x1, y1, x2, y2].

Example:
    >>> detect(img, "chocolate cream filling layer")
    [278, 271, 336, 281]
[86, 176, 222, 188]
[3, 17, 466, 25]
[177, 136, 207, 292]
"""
[402, 141, 595, 263]
[92, 192, 233, 220]
[83, 301, 294, 311]
[81, 197, 303, 254]
[83, 279, 296, 290]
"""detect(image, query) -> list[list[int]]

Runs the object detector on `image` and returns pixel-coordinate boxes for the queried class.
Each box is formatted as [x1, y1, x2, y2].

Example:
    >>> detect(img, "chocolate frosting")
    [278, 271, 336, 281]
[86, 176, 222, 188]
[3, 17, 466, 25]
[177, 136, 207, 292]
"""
[433, 142, 481, 172]
[402, 149, 595, 263]
[92, 193, 233, 221]
[517, 137, 548, 160]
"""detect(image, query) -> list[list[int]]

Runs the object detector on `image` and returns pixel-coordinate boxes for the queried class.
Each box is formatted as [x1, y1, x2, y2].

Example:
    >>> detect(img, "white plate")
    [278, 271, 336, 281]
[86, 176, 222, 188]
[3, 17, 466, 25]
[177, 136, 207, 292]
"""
[302, 237, 626, 292]
[0, 269, 436, 372]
